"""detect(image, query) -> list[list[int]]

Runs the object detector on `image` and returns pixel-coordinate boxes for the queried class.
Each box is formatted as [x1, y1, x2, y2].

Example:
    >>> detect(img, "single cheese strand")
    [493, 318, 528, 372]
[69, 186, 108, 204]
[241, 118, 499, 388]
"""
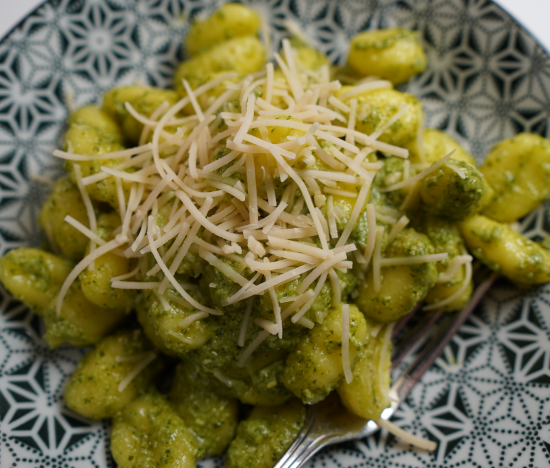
[424, 258, 473, 311]
[291, 271, 328, 323]
[362, 204, 377, 266]
[56, 237, 125, 315]
[267, 236, 329, 259]
[301, 170, 362, 185]
[239, 202, 288, 232]
[53, 144, 151, 161]
[326, 196, 338, 239]
[438, 255, 473, 283]
[335, 178, 372, 248]
[182, 79, 204, 121]
[341, 304, 352, 384]
[64, 215, 105, 246]
[328, 268, 341, 307]
[118, 353, 157, 393]
[263, 266, 283, 338]
[337, 80, 393, 101]
[269, 149, 329, 250]
[157, 197, 214, 291]
[263, 165, 277, 206]
[264, 62, 274, 104]
[238, 297, 256, 347]
[115, 177, 126, 225]
[255, 318, 279, 335]
[225, 263, 315, 304]
[147, 216, 220, 315]
[199, 248, 248, 286]
[323, 187, 358, 198]
[72, 164, 98, 264]
[208, 180, 246, 202]
[179, 311, 209, 330]
[246, 257, 299, 271]
[373, 226, 385, 293]
[176, 191, 243, 243]
[234, 94, 256, 145]
[237, 329, 270, 367]
[381, 152, 454, 192]
[296, 252, 347, 295]
[379, 253, 448, 267]
[268, 249, 317, 264]
[111, 281, 161, 289]
[346, 98, 358, 147]
[370, 103, 407, 141]
[245, 227, 319, 241]
[376, 418, 437, 452]
[246, 153, 258, 225]
[110, 265, 140, 283]
[188, 140, 199, 179]
[202, 150, 240, 174]
[386, 215, 410, 246]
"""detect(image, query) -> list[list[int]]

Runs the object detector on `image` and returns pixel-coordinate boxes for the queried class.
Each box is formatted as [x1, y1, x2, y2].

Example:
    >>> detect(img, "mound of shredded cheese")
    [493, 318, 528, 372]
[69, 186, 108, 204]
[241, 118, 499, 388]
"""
[47, 36, 475, 453]
[52, 38, 471, 397]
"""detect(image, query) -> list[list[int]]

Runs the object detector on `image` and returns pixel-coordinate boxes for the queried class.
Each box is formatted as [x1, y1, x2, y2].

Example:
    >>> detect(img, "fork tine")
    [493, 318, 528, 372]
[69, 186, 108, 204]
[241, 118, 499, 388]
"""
[391, 309, 443, 370]
[390, 272, 498, 403]
[391, 302, 422, 339]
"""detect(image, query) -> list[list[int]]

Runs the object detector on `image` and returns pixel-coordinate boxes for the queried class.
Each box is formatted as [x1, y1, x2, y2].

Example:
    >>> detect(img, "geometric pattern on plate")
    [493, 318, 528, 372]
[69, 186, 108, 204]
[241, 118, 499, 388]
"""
[1, 0, 550, 467]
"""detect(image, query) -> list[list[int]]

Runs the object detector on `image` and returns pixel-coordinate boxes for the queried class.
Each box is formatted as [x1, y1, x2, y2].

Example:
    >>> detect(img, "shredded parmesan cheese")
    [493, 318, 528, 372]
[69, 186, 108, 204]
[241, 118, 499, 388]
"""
[341, 304, 353, 383]
[376, 418, 437, 452]
[50, 40, 454, 372]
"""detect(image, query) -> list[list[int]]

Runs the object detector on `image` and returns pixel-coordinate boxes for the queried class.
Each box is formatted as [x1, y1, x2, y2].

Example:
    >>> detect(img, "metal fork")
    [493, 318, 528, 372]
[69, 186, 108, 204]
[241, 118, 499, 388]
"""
[274, 272, 498, 468]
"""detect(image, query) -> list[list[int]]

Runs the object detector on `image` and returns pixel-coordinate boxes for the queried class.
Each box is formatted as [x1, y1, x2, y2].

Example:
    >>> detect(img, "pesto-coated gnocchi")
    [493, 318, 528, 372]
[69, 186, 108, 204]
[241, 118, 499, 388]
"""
[103, 86, 180, 145]
[337, 88, 424, 150]
[39, 177, 90, 261]
[64, 105, 126, 207]
[174, 35, 266, 99]
[283, 304, 367, 404]
[416, 215, 473, 312]
[420, 158, 489, 220]
[137, 289, 213, 357]
[356, 228, 438, 323]
[0, 248, 72, 314]
[64, 329, 161, 419]
[459, 214, 550, 284]
[226, 399, 306, 468]
[79, 213, 135, 310]
[337, 320, 391, 421]
[170, 362, 238, 458]
[43, 280, 128, 348]
[111, 390, 197, 468]
[348, 28, 427, 85]
[480, 133, 550, 222]
[419, 128, 476, 166]
[186, 3, 261, 56]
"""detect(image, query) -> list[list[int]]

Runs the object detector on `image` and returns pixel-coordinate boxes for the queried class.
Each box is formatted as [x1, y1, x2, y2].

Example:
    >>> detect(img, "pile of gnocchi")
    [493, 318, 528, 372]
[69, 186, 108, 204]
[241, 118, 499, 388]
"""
[1, 3, 550, 467]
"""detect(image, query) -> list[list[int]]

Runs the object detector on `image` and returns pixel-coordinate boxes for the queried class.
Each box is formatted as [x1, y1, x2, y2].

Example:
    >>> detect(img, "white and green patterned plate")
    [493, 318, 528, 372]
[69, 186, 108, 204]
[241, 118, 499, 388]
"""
[1, 0, 550, 467]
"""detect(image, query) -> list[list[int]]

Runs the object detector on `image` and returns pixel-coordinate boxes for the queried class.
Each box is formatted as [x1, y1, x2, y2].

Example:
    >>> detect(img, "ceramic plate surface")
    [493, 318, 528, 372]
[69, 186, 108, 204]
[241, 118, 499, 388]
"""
[1, 0, 550, 467]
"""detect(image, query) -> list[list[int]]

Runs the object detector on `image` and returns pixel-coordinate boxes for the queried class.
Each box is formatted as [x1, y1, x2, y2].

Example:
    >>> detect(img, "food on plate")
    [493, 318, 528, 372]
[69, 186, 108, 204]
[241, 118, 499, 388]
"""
[1, 3, 550, 467]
